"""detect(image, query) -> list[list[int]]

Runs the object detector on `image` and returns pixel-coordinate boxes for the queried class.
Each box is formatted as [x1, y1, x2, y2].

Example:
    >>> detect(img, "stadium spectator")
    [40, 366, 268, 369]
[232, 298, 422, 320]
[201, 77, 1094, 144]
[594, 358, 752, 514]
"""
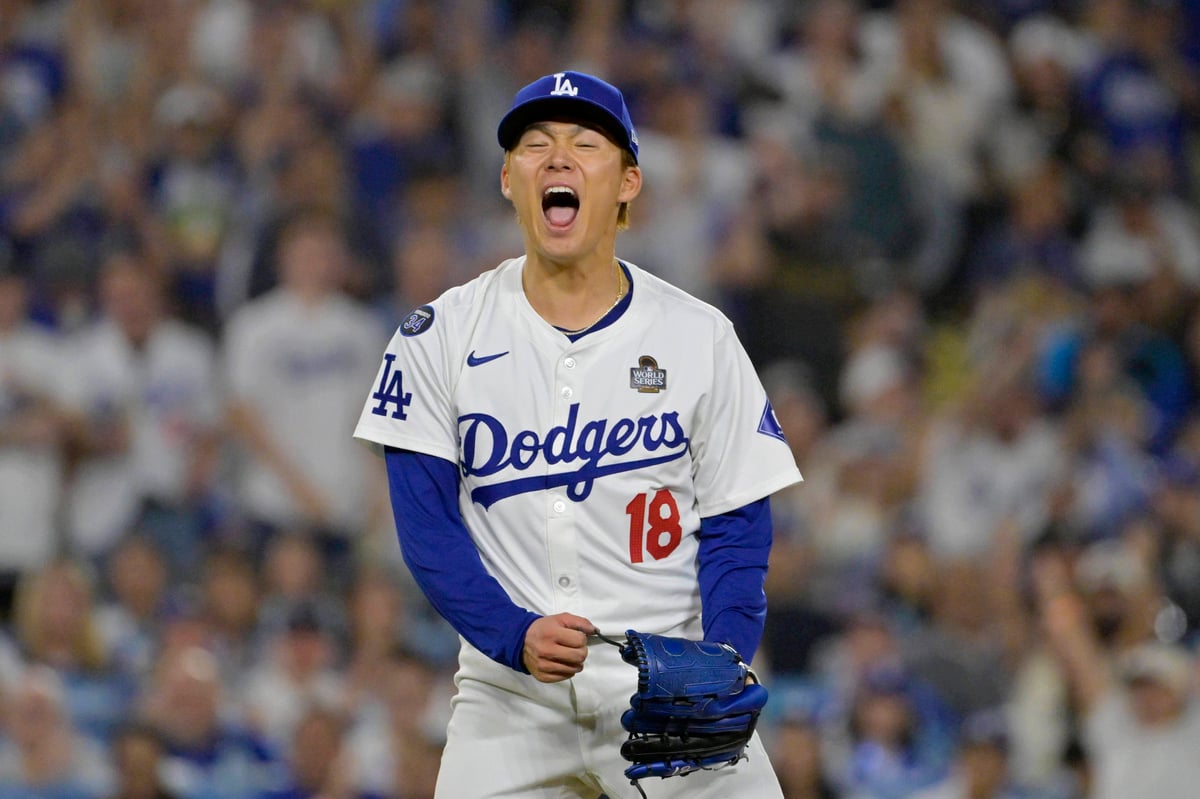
[372, 220, 462, 337]
[255, 532, 347, 645]
[919, 366, 1066, 559]
[347, 60, 456, 246]
[1074, 0, 1197, 196]
[195, 545, 260, 692]
[1054, 335, 1158, 540]
[1149, 453, 1200, 636]
[722, 136, 868, 384]
[1042, 606, 1200, 797]
[0, 666, 113, 799]
[800, 340, 923, 612]
[1038, 266, 1194, 454]
[147, 80, 241, 332]
[60, 252, 221, 568]
[837, 665, 955, 798]
[344, 647, 444, 799]
[262, 705, 382, 799]
[140, 646, 281, 799]
[94, 536, 173, 681]
[222, 212, 386, 556]
[1035, 543, 1200, 799]
[0, 255, 67, 620]
[989, 14, 1090, 193]
[1078, 165, 1200, 317]
[902, 557, 1016, 719]
[11, 559, 136, 743]
[867, 0, 1007, 205]
[241, 601, 347, 752]
[105, 722, 180, 799]
[965, 163, 1081, 292]
[342, 568, 409, 706]
[911, 708, 1028, 799]
[756, 0, 884, 138]
[619, 73, 755, 302]
[770, 713, 839, 799]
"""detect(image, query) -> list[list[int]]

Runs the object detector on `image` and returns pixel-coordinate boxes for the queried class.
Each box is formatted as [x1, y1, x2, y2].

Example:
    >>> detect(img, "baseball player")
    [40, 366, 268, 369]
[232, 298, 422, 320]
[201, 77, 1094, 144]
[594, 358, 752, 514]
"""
[354, 70, 802, 798]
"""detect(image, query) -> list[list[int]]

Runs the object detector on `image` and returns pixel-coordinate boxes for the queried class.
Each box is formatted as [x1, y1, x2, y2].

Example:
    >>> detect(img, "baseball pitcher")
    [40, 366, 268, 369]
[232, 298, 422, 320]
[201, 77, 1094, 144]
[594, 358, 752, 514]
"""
[354, 70, 802, 798]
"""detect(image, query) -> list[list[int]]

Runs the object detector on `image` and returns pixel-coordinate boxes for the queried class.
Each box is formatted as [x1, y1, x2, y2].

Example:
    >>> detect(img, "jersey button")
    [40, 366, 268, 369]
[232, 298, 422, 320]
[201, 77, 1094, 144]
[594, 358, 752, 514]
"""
[564, 357, 576, 369]
[558, 575, 572, 588]
[552, 500, 566, 513]
[560, 386, 573, 399]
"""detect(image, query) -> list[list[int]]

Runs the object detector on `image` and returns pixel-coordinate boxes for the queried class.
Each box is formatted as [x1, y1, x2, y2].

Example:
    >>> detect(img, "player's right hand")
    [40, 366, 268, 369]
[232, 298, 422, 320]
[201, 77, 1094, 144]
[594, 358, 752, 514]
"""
[522, 613, 594, 683]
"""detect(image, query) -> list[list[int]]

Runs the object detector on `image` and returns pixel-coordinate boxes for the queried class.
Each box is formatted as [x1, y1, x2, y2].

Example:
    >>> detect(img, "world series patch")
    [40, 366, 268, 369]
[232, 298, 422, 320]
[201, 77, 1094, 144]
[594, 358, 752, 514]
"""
[630, 356, 667, 393]
[400, 305, 435, 337]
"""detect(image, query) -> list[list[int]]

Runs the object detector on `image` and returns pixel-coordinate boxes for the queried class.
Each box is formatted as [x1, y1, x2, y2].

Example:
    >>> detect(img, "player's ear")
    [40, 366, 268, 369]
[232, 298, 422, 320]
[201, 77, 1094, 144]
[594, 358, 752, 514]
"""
[618, 164, 642, 204]
[500, 158, 513, 200]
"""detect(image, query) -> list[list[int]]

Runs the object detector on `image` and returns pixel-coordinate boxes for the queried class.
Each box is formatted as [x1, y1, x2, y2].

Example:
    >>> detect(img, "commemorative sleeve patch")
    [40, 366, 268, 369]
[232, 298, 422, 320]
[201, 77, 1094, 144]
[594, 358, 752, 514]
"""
[400, 305, 435, 337]
[630, 356, 667, 393]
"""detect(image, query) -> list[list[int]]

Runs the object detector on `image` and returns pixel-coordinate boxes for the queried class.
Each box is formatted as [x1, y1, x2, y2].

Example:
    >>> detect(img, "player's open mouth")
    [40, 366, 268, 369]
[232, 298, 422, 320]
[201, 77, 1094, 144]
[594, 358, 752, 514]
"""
[542, 186, 579, 229]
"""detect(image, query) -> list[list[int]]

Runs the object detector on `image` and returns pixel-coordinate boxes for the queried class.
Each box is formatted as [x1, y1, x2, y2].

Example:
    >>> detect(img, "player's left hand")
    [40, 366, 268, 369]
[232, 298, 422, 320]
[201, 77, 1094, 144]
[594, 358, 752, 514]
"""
[522, 613, 595, 682]
[605, 631, 767, 790]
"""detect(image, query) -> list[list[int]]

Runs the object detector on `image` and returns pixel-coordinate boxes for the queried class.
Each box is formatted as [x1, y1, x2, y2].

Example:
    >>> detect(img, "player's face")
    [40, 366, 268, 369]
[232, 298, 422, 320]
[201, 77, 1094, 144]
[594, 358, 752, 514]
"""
[501, 121, 641, 267]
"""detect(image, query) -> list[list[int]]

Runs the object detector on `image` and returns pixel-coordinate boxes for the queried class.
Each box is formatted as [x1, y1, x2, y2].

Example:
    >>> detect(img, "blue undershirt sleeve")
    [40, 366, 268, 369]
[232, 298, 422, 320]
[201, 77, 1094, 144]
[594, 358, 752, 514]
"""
[384, 446, 539, 673]
[697, 497, 773, 664]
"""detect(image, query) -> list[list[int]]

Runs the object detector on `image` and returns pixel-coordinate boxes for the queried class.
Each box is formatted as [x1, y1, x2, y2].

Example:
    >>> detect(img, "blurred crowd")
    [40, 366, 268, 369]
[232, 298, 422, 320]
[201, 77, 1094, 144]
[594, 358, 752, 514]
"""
[0, 0, 1199, 798]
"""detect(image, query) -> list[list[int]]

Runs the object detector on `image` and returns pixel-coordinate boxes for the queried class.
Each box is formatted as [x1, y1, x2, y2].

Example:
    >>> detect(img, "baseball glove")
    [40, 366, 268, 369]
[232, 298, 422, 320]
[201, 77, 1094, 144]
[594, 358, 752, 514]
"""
[598, 629, 767, 795]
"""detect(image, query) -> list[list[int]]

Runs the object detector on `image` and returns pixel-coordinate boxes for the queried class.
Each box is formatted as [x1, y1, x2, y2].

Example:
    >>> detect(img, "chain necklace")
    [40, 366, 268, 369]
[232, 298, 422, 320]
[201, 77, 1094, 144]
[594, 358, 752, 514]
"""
[558, 262, 626, 335]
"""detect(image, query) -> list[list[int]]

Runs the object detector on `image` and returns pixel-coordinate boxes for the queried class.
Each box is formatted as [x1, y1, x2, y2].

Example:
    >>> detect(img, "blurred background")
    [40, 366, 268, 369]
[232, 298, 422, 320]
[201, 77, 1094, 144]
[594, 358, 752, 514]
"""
[0, 0, 1198, 797]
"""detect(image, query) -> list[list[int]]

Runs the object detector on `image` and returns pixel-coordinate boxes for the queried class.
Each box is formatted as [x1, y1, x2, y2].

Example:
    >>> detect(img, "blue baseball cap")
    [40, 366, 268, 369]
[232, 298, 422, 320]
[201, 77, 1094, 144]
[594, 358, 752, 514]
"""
[497, 70, 639, 162]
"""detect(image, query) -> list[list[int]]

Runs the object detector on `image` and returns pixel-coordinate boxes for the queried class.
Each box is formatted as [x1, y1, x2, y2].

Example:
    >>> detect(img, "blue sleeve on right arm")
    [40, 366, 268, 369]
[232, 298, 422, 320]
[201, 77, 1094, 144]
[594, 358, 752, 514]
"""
[384, 446, 539, 673]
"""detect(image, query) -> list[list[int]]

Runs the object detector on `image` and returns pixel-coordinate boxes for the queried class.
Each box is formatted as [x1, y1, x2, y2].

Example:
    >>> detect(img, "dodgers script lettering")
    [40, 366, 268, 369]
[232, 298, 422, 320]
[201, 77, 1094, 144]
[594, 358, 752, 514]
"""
[459, 403, 689, 508]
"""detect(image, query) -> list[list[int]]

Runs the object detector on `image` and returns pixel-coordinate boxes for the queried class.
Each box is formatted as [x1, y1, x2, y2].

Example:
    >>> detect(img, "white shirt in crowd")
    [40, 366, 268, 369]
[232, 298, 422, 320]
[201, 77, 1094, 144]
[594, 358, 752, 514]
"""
[1081, 198, 1200, 289]
[919, 417, 1065, 558]
[224, 289, 386, 533]
[1086, 691, 1200, 799]
[0, 321, 66, 570]
[62, 317, 220, 555]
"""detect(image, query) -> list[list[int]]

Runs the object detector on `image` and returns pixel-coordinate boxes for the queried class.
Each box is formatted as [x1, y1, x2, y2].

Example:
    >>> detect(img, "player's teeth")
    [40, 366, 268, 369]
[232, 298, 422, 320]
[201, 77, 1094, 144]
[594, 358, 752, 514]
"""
[543, 186, 580, 213]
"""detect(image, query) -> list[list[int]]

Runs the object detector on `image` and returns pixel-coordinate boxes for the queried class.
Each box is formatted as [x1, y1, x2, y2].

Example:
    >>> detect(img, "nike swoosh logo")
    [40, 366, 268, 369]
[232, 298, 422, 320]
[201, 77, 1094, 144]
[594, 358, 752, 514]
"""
[467, 350, 509, 367]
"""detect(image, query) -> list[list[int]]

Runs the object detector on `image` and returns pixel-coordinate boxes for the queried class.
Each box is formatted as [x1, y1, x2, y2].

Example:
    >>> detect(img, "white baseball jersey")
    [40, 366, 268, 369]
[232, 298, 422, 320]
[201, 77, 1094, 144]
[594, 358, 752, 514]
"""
[353, 257, 802, 639]
[225, 288, 387, 532]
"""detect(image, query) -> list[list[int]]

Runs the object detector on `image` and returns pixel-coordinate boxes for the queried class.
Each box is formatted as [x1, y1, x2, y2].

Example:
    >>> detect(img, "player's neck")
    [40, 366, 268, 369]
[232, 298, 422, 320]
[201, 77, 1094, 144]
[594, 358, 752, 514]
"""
[522, 253, 625, 333]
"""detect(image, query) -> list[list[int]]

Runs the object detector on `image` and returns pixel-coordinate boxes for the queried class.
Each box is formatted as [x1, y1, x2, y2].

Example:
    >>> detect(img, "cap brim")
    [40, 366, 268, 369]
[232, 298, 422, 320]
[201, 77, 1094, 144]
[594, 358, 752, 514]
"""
[498, 97, 635, 160]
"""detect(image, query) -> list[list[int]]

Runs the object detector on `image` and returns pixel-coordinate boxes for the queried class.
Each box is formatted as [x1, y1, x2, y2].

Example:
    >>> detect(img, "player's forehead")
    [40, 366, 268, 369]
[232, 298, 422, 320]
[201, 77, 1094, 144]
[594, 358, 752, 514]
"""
[515, 119, 618, 145]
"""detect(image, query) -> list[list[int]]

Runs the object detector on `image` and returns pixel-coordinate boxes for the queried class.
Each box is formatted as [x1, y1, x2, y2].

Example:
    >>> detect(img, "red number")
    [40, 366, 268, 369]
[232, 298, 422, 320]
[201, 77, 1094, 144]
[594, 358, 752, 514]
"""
[626, 489, 682, 563]
[626, 493, 646, 563]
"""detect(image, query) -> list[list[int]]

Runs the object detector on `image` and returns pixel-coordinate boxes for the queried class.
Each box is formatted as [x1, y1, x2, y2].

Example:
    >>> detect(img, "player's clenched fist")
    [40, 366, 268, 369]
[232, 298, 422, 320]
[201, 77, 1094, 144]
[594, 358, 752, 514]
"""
[522, 613, 595, 682]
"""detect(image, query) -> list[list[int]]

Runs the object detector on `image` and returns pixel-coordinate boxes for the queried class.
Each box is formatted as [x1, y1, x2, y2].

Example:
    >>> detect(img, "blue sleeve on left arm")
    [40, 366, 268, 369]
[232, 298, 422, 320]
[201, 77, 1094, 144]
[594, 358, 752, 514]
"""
[383, 447, 539, 673]
[697, 497, 772, 664]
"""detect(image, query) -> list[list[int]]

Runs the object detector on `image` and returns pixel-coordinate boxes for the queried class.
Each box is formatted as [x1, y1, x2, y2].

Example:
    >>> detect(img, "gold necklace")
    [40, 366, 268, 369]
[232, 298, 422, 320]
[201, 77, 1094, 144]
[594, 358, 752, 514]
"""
[559, 263, 625, 335]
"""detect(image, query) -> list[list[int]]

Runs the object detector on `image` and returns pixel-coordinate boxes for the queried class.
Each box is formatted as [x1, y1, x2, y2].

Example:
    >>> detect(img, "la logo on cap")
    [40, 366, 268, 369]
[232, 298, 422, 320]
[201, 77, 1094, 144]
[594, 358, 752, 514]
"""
[550, 72, 578, 97]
